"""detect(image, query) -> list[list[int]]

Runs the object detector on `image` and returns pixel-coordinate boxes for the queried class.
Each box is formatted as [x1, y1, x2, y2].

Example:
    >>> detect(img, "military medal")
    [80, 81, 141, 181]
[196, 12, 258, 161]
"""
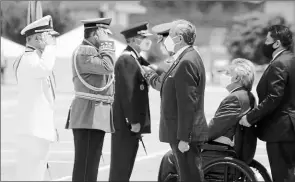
[140, 84, 144, 90]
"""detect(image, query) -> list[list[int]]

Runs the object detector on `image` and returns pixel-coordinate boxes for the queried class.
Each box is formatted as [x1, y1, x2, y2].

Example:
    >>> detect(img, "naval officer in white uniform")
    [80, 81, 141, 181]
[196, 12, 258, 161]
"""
[13, 15, 59, 181]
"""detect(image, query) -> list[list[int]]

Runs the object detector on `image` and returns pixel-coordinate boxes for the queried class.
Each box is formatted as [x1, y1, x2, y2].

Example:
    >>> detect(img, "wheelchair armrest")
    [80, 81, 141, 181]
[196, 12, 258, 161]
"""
[201, 143, 230, 152]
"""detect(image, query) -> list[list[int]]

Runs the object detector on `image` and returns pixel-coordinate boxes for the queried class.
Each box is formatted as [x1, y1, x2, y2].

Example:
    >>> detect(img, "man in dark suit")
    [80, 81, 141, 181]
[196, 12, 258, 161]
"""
[146, 19, 208, 182]
[239, 25, 295, 182]
[109, 22, 153, 182]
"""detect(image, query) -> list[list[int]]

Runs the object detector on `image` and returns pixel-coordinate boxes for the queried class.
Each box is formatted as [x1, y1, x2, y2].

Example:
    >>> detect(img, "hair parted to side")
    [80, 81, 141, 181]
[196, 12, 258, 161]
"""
[268, 25, 294, 50]
[231, 58, 255, 91]
[171, 19, 196, 46]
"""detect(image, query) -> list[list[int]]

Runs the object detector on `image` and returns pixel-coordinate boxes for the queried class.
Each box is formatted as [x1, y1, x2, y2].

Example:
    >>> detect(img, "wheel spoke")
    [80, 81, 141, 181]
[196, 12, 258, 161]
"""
[224, 164, 228, 182]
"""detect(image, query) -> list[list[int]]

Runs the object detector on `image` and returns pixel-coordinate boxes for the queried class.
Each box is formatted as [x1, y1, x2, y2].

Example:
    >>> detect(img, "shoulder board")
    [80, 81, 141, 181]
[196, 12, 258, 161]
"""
[99, 41, 115, 52]
[77, 45, 97, 56]
[121, 51, 137, 60]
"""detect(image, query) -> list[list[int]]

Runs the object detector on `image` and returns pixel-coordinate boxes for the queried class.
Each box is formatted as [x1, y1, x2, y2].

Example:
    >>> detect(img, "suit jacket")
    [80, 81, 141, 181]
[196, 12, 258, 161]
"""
[247, 50, 295, 142]
[15, 45, 57, 141]
[208, 87, 256, 141]
[68, 40, 115, 132]
[113, 45, 151, 134]
[159, 46, 208, 144]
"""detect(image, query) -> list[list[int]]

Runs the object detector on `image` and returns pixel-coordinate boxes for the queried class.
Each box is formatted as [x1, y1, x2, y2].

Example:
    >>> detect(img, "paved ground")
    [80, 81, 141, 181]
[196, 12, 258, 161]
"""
[1, 84, 271, 181]
[1, 59, 270, 181]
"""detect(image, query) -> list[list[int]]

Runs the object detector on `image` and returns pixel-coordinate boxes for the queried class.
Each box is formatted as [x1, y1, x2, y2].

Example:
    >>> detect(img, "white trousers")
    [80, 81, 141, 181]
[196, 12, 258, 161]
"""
[14, 134, 51, 181]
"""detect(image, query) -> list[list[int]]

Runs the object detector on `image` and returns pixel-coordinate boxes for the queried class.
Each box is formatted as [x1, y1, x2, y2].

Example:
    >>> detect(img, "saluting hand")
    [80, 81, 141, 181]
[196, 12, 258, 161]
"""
[97, 28, 109, 41]
[178, 140, 190, 153]
[42, 32, 56, 45]
[131, 123, 141, 133]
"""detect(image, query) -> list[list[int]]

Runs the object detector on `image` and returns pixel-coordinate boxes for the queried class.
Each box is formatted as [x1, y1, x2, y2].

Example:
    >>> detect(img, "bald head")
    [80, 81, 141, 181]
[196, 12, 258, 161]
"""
[169, 19, 196, 46]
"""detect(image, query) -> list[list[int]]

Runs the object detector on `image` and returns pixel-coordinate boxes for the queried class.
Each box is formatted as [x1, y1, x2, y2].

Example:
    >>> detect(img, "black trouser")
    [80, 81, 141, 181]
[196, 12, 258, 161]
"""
[170, 142, 204, 182]
[266, 141, 295, 182]
[158, 150, 178, 182]
[72, 129, 105, 182]
[109, 131, 139, 181]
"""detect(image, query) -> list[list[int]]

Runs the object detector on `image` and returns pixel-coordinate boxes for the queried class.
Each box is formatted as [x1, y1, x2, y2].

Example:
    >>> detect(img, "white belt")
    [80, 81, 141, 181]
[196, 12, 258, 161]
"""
[214, 136, 234, 147]
[75, 91, 114, 104]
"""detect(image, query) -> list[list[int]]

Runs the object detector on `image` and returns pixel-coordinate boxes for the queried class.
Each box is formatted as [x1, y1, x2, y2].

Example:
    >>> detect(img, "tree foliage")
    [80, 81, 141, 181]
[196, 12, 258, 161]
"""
[1, 1, 28, 45]
[224, 12, 294, 65]
[1, 1, 76, 46]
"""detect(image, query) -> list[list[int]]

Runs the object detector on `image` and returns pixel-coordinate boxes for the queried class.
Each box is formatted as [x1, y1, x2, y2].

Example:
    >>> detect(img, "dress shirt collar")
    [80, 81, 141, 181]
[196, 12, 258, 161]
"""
[172, 45, 190, 61]
[271, 49, 285, 63]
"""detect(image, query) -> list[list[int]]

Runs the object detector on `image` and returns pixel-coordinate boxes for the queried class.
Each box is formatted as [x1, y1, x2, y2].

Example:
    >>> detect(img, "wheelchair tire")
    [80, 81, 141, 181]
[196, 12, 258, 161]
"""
[203, 157, 258, 182]
[249, 159, 272, 182]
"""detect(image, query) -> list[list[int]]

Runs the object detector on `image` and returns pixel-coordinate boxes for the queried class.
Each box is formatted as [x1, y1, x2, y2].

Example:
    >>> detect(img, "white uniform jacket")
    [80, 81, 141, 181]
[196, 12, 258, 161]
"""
[15, 45, 57, 141]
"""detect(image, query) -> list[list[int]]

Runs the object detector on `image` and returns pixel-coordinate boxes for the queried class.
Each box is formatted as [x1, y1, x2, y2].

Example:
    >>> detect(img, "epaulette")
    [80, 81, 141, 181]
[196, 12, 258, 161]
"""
[77, 45, 98, 56]
[121, 51, 137, 60]
[99, 41, 115, 52]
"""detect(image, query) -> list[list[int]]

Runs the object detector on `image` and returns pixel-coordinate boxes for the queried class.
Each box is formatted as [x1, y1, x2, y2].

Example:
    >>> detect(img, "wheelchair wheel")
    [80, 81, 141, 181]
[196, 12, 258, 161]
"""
[249, 159, 272, 182]
[203, 157, 258, 182]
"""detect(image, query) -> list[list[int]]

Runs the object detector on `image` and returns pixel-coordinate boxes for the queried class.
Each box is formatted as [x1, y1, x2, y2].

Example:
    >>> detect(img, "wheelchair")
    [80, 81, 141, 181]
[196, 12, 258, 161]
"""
[159, 125, 272, 182]
[201, 142, 272, 182]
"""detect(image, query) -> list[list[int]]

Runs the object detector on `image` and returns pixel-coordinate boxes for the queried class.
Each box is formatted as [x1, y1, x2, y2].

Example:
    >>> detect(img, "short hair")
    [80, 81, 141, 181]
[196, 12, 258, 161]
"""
[26, 35, 34, 42]
[171, 19, 196, 45]
[268, 25, 293, 50]
[84, 27, 98, 39]
[230, 58, 255, 91]
[26, 33, 41, 42]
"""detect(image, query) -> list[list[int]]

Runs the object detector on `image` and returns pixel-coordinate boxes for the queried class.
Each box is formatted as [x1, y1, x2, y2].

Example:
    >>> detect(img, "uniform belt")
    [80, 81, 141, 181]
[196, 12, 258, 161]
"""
[75, 91, 114, 104]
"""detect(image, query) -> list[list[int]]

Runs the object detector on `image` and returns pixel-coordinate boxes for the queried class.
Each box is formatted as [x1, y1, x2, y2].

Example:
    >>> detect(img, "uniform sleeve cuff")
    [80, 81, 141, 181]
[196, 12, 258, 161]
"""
[246, 113, 256, 125]
[177, 133, 190, 143]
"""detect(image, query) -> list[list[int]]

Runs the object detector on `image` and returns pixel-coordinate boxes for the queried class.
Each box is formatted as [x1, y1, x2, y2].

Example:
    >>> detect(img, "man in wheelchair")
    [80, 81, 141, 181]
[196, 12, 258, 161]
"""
[158, 58, 258, 182]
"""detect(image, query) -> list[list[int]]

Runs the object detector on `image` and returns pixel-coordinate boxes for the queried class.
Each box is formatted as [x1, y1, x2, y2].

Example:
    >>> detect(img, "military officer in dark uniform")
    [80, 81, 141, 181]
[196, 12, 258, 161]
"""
[109, 22, 153, 182]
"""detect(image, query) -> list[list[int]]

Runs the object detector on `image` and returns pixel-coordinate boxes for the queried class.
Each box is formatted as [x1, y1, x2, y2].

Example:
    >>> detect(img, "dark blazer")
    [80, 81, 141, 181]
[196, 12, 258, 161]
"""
[247, 50, 295, 142]
[208, 88, 256, 141]
[159, 46, 208, 144]
[112, 45, 151, 134]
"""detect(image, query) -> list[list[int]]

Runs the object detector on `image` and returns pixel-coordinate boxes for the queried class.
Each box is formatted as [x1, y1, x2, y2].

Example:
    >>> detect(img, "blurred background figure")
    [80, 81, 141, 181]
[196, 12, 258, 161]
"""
[1, 49, 7, 84]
